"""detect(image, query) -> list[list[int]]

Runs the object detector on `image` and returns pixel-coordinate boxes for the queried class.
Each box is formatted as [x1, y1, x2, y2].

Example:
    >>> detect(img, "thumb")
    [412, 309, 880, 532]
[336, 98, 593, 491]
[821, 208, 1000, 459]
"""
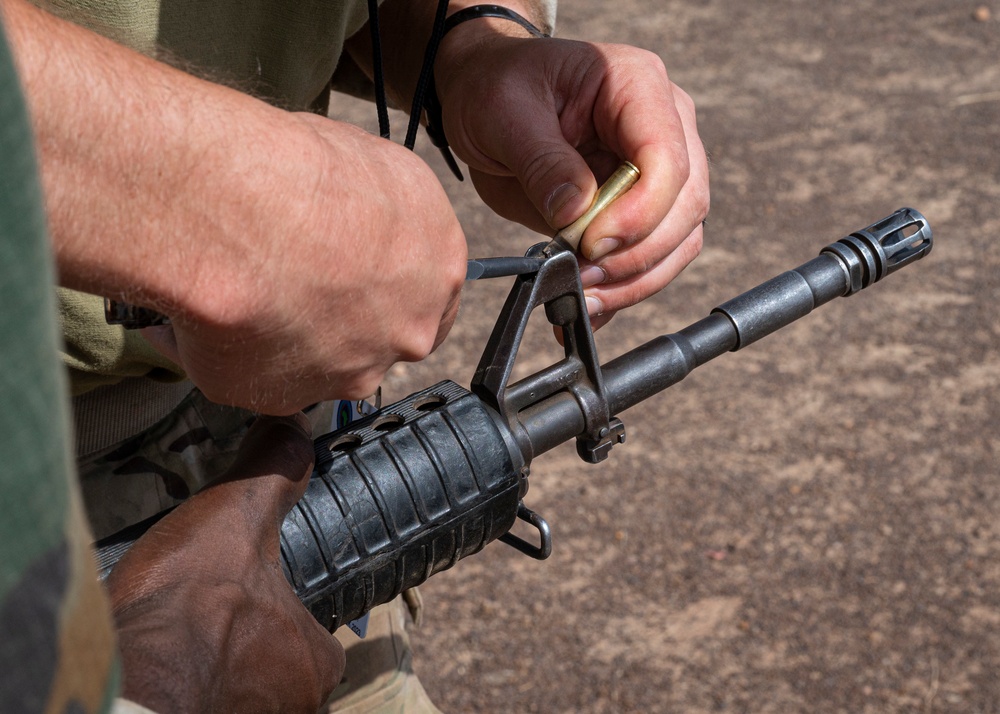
[468, 88, 598, 231]
[212, 413, 316, 530]
[510, 131, 599, 231]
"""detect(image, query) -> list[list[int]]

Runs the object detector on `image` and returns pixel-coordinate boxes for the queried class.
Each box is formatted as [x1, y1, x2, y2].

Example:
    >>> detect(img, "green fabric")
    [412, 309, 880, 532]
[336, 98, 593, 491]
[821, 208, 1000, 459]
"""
[36, 0, 160, 54]
[155, 0, 371, 109]
[34, 0, 372, 107]
[0, 11, 71, 601]
[59, 289, 185, 396]
[0, 17, 118, 713]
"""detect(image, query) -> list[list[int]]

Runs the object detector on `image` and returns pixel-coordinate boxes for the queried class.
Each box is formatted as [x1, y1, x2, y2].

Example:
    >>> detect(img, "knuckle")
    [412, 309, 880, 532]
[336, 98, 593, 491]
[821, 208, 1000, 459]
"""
[672, 83, 696, 113]
[597, 245, 651, 284]
[516, 140, 574, 199]
[604, 284, 646, 314]
[396, 320, 439, 364]
[408, 333, 437, 362]
[621, 249, 656, 280]
[650, 51, 670, 82]
[626, 46, 668, 81]
[436, 295, 461, 350]
[444, 248, 468, 293]
[672, 141, 692, 184]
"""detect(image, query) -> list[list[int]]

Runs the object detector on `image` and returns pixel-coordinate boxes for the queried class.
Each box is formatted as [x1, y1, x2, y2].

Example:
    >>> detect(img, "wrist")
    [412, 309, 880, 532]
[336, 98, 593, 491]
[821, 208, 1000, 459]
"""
[435, 3, 550, 76]
[428, 3, 551, 175]
[445, 0, 554, 37]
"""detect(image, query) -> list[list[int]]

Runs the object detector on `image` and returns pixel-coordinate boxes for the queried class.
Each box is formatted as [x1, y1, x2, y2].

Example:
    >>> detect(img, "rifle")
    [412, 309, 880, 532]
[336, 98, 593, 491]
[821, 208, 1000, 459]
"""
[95, 198, 932, 634]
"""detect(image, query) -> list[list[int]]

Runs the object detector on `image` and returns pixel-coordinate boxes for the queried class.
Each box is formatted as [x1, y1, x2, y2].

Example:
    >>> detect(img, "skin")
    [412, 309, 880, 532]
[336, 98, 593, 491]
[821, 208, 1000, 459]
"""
[1, 0, 468, 415]
[431, 20, 709, 329]
[352, 0, 709, 330]
[106, 415, 344, 713]
[1, 0, 708, 708]
[2, 0, 707, 410]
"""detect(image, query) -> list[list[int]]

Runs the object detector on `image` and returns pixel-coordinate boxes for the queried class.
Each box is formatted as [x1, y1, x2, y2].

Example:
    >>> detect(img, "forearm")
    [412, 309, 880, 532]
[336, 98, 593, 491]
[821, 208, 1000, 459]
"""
[2, 0, 470, 414]
[0, 0, 310, 322]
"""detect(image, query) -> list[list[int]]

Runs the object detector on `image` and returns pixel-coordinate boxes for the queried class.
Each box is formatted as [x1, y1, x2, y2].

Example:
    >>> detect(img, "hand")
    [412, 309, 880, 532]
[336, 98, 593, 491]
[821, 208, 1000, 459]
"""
[435, 29, 709, 328]
[2, 0, 467, 416]
[105, 414, 343, 714]
[142, 112, 467, 414]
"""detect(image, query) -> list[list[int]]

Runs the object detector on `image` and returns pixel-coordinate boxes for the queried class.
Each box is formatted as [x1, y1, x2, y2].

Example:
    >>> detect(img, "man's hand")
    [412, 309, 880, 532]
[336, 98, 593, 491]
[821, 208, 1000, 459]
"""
[434, 26, 709, 328]
[2, 0, 467, 416]
[139, 111, 467, 414]
[105, 414, 343, 714]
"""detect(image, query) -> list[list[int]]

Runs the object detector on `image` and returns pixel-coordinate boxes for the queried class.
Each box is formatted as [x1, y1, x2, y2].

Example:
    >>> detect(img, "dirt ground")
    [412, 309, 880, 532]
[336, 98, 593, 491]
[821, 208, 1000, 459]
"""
[333, 2, 1000, 711]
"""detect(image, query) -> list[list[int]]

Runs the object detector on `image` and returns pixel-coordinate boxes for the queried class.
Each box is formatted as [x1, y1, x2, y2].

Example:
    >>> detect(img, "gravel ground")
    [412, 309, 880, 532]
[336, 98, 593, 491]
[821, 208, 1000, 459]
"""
[333, 2, 1000, 711]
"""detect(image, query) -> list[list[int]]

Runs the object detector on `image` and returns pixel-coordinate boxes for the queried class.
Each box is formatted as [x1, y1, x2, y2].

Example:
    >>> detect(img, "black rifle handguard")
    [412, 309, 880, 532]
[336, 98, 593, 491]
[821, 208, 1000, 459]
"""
[94, 208, 932, 632]
[282, 381, 524, 631]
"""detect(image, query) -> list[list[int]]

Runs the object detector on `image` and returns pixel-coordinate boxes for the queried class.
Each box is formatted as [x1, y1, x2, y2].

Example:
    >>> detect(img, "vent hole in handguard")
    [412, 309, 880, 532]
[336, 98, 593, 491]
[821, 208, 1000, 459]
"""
[328, 433, 362, 453]
[413, 394, 447, 412]
[372, 414, 405, 432]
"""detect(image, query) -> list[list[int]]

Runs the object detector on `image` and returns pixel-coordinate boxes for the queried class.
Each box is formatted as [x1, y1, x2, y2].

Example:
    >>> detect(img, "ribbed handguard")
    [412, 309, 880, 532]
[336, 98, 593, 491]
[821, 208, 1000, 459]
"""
[284, 380, 525, 631]
[93, 380, 525, 633]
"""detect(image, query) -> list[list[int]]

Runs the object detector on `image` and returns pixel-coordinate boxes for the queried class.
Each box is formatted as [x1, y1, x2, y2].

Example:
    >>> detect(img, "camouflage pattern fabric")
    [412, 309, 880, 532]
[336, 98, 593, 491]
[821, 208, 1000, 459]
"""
[0, 18, 119, 713]
[78, 386, 255, 541]
[79, 391, 379, 539]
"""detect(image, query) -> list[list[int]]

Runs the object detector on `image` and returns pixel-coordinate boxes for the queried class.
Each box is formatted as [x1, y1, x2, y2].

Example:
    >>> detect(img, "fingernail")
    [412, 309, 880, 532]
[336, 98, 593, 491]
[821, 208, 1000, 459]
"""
[588, 237, 620, 262]
[579, 265, 607, 288]
[585, 295, 603, 316]
[545, 182, 582, 225]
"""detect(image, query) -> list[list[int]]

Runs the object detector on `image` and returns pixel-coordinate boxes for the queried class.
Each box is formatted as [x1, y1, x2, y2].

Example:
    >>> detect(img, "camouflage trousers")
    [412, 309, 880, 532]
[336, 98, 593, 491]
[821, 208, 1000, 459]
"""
[77, 384, 440, 714]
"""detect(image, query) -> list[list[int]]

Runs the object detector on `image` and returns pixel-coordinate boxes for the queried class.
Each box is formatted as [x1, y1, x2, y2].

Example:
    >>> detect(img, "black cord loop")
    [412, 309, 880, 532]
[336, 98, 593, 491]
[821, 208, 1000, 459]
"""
[363, 2, 548, 181]
[424, 5, 550, 180]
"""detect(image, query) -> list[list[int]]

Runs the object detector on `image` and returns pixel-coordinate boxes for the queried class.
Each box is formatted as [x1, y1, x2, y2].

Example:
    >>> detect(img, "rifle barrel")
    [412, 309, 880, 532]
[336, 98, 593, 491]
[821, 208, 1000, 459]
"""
[519, 208, 932, 458]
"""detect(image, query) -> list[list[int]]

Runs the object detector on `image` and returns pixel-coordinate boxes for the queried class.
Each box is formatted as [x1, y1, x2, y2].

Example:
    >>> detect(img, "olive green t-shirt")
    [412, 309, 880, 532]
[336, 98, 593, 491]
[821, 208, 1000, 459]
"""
[37, 0, 373, 111]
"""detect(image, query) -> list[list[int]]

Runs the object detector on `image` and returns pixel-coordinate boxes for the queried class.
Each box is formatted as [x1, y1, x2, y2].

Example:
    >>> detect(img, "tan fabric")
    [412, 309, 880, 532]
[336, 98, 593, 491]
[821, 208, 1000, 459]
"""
[329, 597, 441, 714]
[44, 490, 119, 714]
[112, 699, 159, 714]
[73, 378, 194, 458]
[78, 388, 260, 540]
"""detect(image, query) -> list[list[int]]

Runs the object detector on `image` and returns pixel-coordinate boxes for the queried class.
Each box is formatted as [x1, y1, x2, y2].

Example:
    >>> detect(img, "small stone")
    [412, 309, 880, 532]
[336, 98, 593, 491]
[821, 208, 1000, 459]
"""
[973, 6, 991, 22]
